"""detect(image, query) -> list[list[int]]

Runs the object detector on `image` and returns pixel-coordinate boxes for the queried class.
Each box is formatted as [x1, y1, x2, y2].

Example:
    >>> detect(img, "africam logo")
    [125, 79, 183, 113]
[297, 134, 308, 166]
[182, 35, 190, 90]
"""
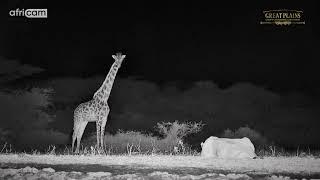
[260, 9, 305, 25]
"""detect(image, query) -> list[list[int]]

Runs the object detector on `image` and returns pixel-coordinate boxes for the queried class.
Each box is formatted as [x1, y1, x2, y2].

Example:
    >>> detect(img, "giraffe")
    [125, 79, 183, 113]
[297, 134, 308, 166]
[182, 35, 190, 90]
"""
[72, 52, 126, 153]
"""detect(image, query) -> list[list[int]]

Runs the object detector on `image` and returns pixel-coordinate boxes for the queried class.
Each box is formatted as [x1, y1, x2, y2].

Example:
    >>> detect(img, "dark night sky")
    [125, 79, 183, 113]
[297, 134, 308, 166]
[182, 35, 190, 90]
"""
[3, 1, 319, 94]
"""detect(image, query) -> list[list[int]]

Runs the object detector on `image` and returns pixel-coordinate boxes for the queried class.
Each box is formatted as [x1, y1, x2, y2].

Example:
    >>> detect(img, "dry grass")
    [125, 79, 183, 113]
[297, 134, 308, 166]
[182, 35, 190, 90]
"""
[82, 130, 196, 155]
[79, 121, 203, 155]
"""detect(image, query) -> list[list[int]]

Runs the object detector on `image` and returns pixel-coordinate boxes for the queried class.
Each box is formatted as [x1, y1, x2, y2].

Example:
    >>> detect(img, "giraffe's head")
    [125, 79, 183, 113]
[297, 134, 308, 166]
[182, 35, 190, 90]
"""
[112, 52, 126, 66]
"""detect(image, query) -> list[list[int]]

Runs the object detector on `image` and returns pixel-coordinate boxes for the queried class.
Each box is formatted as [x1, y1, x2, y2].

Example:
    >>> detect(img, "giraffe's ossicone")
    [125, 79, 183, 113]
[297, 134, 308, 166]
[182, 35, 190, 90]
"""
[72, 52, 125, 153]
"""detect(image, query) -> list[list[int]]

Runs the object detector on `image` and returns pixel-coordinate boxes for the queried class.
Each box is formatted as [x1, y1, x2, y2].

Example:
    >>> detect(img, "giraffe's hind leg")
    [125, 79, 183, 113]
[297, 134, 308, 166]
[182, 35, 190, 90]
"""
[72, 119, 80, 153]
[76, 121, 88, 153]
[72, 129, 77, 153]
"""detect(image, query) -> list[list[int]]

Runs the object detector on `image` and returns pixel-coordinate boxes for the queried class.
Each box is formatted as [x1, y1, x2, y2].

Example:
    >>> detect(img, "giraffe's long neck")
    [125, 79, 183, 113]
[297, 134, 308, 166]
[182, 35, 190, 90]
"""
[93, 62, 120, 103]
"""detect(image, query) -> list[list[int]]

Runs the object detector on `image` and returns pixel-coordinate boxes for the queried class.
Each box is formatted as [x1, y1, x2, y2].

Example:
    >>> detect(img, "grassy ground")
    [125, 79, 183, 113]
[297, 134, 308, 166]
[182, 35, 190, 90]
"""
[1, 125, 320, 179]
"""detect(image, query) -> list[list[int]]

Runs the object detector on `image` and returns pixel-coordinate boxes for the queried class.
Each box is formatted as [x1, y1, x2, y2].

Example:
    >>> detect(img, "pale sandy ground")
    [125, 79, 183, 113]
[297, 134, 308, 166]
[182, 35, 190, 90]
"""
[0, 167, 256, 180]
[0, 154, 320, 179]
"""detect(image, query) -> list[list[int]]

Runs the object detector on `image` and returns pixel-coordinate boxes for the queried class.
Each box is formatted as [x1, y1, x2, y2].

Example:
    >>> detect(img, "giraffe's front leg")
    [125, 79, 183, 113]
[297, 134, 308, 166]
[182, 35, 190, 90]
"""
[100, 116, 108, 151]
[96, 121, 101, 149]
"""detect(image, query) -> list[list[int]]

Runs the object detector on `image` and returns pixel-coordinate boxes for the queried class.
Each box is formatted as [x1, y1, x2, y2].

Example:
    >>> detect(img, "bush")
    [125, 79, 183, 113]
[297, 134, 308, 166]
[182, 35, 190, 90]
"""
[0, 128, 11, 144]
[155, 120, 204, 154]
[221, 126, 268, 149]
[82, 120, 204, 155]
[0, 88, 55, 146]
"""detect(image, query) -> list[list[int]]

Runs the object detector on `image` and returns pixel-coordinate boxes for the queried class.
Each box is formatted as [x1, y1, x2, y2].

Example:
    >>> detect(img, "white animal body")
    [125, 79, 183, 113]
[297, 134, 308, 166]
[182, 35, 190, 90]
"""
[201, 136, 257, 159]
